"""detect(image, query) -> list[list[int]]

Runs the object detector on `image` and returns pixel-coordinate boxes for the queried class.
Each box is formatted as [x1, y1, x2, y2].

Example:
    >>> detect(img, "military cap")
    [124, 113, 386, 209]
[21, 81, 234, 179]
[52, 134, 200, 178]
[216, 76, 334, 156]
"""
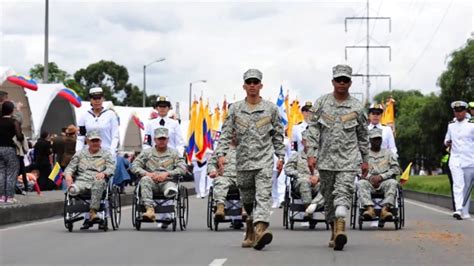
[89, 87, 103, 96]
[332, 64, 352, 78]
[369, 128, 383, 139]
[154, 127, 169, 138]
[155, 95, 171, 107]
[368, 103, 384, 114]
[86, 130, 101, 140]
[301, 101, 313, 112]
[450, 101, 468, 110]
[243, 69, 263, 81]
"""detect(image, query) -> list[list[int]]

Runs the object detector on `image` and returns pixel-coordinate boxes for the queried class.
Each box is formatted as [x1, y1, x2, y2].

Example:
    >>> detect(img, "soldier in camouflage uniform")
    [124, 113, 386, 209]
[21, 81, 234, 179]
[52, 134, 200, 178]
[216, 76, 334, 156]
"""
[357, 128, 400, 222]
[208, 132, 238, 221]
[131, 127, 187, 222]
[284, 130, 324, 219]
[216, 69, 285, 250]
[64, 130, 115, 222]
[306, 64, 369, 251]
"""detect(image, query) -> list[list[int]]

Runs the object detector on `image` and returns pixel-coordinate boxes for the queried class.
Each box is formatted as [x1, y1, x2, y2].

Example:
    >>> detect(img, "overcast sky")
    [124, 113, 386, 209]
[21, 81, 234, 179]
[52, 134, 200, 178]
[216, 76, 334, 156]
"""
[1, 0, 472, 116]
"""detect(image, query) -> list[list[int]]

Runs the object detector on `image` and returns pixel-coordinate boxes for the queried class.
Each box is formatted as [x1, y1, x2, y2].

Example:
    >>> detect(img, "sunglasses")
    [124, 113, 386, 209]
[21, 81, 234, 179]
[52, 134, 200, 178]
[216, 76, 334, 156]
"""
[245, 78, 261, 85]
[334, 77, 351, 84]
[91, 95, 103, 100]
[89, 139, 101, 142]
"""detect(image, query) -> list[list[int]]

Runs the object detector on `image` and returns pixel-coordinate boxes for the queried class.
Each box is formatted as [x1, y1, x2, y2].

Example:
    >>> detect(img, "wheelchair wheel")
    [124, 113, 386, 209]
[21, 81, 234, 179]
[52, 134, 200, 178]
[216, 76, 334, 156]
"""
[66, 222, 73, 232]
[63, 193, 70, 230]
[110, 185, 122, 230]
[350, 192, 358, 229]
[399, 188, 405, 228]
[207, 187, 214, 230]
[132, 190, 141, 231]
[178, 185, 189, 231]
[358, 217, 363, 230]
[283, 187, 289, 229]
[290, 220, 294, 230]
[102, 218, 108, 232]
[172, 218, 177, 232]
[214, 221, 219, 231]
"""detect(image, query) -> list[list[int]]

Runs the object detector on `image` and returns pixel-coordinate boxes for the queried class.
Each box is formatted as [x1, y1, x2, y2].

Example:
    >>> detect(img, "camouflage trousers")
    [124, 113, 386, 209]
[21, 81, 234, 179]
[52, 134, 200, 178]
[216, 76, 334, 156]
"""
[140, 176, 178, 208]
[357, 179, 398, 208]
[236, 168, 272, 224]
[319, 170, 357, 222]
[213, 175, 237, 203]
[294, 179, 322, 205]
[69, 179, 106, 210]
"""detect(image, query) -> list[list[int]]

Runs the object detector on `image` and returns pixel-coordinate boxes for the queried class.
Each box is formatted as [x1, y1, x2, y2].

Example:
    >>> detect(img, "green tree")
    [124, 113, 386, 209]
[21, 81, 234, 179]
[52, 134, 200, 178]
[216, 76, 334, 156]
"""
[29, 62, 70, 83]
[74, 60, 129, 104]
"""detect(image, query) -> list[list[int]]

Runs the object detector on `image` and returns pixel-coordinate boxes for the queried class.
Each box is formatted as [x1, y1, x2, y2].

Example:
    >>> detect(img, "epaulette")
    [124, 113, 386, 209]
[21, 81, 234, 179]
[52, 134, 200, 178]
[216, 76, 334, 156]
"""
[381, 123, 387, 126]
[448, 120, 455, 124]
[297, 121, 303, 125]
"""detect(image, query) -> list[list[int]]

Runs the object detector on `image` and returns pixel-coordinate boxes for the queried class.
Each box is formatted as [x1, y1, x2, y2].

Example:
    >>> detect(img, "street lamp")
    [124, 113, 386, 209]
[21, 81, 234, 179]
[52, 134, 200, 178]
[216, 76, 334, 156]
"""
[143, 58, 166, 107]
[188, 80, 207, 119]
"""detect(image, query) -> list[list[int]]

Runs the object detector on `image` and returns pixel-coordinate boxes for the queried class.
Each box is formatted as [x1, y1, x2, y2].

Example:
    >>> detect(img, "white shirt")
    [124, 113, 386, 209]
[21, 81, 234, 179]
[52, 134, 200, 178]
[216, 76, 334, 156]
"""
[444, 118, 474, 168]
[368, 123, 398, 158]
[144, 116, 185, 155]
[76, 108, 120, 156]
[291, 121, 308, 154]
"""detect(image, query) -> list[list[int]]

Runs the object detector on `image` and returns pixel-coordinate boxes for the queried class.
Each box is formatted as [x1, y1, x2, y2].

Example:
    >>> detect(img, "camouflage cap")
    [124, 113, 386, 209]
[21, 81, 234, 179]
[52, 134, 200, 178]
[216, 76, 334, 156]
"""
[154, 127, 169, 138]
[89, 87, 103, 96]
[332, 64, 352, 78]
[86, 130, 101, 140]
[369, 128, 383, 139]
[243, 69, 263, 81]
[450, 101, 468, 109]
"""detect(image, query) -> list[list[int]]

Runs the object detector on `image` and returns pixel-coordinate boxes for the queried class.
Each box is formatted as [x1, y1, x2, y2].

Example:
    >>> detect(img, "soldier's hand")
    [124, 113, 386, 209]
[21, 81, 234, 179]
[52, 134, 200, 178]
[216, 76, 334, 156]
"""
[276, 159, 284, 175]
[361, 162, 369, 178]
[209, 169, 218, 178]
[217, 156, 226, 175]
[65, 175, 73, 188]
[308, 157, 317, 174]
[310, 175, 320, 186]
[369, 175, 382, 188]
[96, 172, 106, 180]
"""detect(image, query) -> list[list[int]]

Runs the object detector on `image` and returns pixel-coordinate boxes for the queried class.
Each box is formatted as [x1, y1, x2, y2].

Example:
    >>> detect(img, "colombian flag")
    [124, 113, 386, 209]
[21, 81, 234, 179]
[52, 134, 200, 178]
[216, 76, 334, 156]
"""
[132, 112, 144, 130]
[48, 162, 63, 186]
[186, 100, 198, 162]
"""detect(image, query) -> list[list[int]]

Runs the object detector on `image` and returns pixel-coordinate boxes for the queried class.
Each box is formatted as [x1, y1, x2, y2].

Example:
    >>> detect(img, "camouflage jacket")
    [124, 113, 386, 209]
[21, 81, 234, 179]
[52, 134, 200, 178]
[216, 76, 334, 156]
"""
[208, 146, 236, 178]
[64, 149, 115, 182]
[368, 148, 400, 180]
[131, 147, 187, 178]
[306, 93, 369, 171]
[216, 98, 285, 171]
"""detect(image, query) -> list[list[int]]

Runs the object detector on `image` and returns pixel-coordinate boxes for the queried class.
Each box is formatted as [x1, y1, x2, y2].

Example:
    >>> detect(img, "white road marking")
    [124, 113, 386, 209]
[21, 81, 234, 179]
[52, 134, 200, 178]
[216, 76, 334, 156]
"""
[0, 206, 132, 232]
[209, 258, 227, 266]
[405, 199, 474, 222]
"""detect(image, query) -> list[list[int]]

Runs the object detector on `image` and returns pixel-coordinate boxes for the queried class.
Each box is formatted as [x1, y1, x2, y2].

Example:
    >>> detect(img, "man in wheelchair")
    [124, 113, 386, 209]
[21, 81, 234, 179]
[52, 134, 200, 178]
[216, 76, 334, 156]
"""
[356, 128, 400, 222]
[284, 130, 325, 220]
[130, 127, 187, 223]
[64, 130, 115, 225]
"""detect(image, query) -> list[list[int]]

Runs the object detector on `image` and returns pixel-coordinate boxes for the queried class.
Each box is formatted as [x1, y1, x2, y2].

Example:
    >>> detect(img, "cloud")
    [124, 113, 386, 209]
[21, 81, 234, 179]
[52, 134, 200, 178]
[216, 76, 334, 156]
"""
[1, 0, 471, 117]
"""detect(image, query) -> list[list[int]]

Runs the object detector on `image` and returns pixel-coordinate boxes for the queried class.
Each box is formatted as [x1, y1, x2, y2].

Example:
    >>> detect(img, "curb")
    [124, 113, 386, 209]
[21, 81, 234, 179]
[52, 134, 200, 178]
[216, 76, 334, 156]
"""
[0, 187, 196, 226]
[404, 190, 473, 214]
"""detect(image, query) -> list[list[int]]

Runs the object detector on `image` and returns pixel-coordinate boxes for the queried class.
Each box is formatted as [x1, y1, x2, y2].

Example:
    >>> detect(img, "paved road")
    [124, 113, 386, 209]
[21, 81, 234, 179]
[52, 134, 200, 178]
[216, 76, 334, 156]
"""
[1, 196, 473, 266]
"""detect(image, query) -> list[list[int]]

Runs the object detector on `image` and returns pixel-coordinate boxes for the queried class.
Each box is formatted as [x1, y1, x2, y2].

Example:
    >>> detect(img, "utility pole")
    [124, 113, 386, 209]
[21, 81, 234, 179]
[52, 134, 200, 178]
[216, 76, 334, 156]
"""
[345, 0, 391, 105]
[43, 0, 49, 83]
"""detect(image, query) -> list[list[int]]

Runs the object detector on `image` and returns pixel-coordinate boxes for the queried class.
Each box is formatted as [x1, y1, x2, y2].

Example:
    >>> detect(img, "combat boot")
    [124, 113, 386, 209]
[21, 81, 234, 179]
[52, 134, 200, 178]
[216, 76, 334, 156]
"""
[143, 207, 156, 222]
[328, 222, 335, 248]
[380, 206, 393, 221]
[253, 222, 273, 250]
[362, 206, 376, 220]
[215, 203, 225, 221]
[89, 209, 99, 222]
[333, 218, 347, 251]
[241, 218, 255, 248]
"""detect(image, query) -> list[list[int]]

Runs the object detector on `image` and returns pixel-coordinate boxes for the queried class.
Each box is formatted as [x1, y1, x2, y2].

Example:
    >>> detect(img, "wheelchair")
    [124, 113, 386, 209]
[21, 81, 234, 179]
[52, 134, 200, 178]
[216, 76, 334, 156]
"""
[283, 176, 329, 230]
[63, 177, 122, 232]
[350, 177, 405, 230]
[207, 185, 245, 231]
[132, 177, 188, 231]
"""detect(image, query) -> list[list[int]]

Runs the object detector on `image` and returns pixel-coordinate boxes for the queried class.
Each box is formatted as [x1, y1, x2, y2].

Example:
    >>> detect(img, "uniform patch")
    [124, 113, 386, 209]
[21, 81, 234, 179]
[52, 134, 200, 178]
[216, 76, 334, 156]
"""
[256, 116, 272, 128]
[340, 112, 357, 122]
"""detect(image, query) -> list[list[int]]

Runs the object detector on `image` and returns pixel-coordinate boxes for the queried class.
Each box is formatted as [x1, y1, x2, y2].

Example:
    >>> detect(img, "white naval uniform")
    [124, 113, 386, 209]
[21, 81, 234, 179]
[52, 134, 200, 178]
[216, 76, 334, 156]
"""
[144, 116, 185, 155]
[193, 152, 212, 198]
[76, 108, 120, 156]
[291, 121, 308, 154]
[444, 118, 474, 215]
[368, 123, 398, 158]
[272, 138, 292, 208]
